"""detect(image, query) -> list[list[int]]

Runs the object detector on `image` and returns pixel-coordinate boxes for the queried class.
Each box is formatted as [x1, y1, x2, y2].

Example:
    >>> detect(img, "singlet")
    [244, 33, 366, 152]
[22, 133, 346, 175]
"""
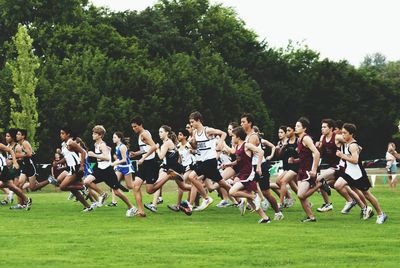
[320, 133, 339, 168]
[138, 130, 155, 160]
[195, 127, 216, 162]
[235, 142, 252, 179]
[342, 141, 365, 180]
[115, 143, 131, 166]
[245, 133, 266, 166]
[163, 147, 180, 167]
[297, 134, 313, 172]
[282, 137, 298, 167]
[0, 151, 6, 167]
[20, 141, 35, 166]
[177, 142, 194, 167]
[95, 141, 112, 170]
[61, 139, 80, 167]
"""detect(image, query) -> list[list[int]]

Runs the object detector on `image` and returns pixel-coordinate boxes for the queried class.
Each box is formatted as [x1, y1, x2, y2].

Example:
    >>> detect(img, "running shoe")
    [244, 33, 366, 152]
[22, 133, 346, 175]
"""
[238, 198, 247, 216]
[216, 200, 231, 208]
[67, 192, 74, 200]
[179, 200, 192, 216]
[320, 179, 331, 196]
[25, 198, 32, 211]
[107, 202, 118, 207]
[167, 204, 180, 212]
[274, 212, 284, 221]
[317, 203, 333, 212]
[362, 206, 374, 220]
[376, 212, 388, 224]
[261, 199, 269, 211]
[258, 218, 271, 224]
[144, 203, 157, 213]
[341, 200, 357, 214]
[90, 202, 98, 209]
[194, 197, 214, 211]
[9, 204, 24, 210]
[126, 207, 138, 217]
[285, 198, 295, 208]
[98, 192, 109, 206]
[1, 200, 8, 206]
[157, 197, 163, 204]
[82, 206, 94, 212]
[47, 175, 59, 186]
[301, 217, 317, 222]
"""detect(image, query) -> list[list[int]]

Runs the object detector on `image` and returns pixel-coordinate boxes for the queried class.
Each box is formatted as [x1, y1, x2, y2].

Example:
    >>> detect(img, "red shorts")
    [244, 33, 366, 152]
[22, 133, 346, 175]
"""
[297, 169, 316, 186]
[241, 180, 257, 193]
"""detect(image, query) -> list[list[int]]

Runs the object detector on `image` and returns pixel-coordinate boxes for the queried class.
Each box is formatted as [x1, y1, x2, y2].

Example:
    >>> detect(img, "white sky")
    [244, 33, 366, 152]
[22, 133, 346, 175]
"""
[91, 0, 400, 66]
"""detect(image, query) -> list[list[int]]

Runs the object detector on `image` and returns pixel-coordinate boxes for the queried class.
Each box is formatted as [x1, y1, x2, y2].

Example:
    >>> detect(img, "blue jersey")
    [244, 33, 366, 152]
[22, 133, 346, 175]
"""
[82, 150, 93, 177]
[115, 143, 135, 175]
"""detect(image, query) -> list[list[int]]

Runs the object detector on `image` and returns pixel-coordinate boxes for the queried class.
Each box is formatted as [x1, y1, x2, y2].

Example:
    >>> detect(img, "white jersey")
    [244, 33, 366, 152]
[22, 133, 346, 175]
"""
[194, 127, 216, 162]
[61, 139, 80, 167]
[138, 130, 155, 160]
[95, 141, 111, 170]
[343, 142, 363, 180]
[245, 133, 266, 166]
[0, 154, 6, 167]
[177, 142, 194, 167]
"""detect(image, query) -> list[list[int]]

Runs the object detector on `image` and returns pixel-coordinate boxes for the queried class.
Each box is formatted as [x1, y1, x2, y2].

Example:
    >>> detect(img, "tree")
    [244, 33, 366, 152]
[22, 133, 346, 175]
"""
[7, 24, 40, 149]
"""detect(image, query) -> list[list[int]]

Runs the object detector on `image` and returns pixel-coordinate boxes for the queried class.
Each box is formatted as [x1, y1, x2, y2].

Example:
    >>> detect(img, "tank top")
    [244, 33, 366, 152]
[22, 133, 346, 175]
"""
[95, 141, 111, 169]
[321, 133, 339, 168]
[61, 140, 80, 167]
[343, 141, 364, 180]
[177, 142, 194, 167]
[163, 148, 180, 167]
[138, 130, 155, 160]
[282, 137, 298, 167]
[20, 141, 34, 165]
[235, 142, 252, 179]
[245, 133, 266, 166]
[297, 134, 313, 172]
[195, 127, 216, 162]
[115, 143, 131, 166]
[6, 143, 17, 161]
[0, 151, 7, 167]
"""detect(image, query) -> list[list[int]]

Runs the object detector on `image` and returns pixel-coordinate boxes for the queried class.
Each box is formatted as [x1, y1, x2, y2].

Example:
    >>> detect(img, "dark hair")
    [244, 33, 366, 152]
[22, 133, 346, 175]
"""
[130, 116, 143, 126]
[279, 125, 288, 132]
[75, 137, 87, 150]
[60, 127, 77, 139]
[114, 131, 124, 140]
[229, 122, 239, 128]
[335, 120, 344, 130]
[189, 111, 203, 123]
[321, 119, 335, 129]
[232, 126, 247, 141]
[343, 123, 357, 135]
[6, 128, 18, 141]
[241, 113, 255, 127]
[161, 125, 178, 145]
[297, 117, 310, 132]
[178, 129, 189, 139]
[18, 129, 27, 138]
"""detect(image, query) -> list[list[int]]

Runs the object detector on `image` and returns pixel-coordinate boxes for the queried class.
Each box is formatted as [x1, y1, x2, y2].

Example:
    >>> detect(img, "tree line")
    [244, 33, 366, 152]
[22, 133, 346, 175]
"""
[0, 0, 399, 161]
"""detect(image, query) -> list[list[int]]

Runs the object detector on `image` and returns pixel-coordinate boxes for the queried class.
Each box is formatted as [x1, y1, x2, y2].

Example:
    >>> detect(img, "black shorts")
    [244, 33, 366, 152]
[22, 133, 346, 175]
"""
[8, 167, 20, 180]
[194, 159, 222, 182]
[20, 161, 36, 177]
[254, 162, 270, 190]
[136, 159, 159, 184]
[161, 163, 185, 175]
[341, 173, 371, 191]
[93, 166, 120, 190]
[0, 166, 10, 182]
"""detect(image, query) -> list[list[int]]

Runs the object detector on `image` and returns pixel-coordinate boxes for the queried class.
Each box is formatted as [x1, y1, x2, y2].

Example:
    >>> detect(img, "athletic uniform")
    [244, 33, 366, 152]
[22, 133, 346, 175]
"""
[161, 147, 185, 175]
[61, 140, 81, 176]
[340, 142, 371, 191]
[246, 133, 270, 190]
[115, 143, 135, 176]
[52, 160, 67, 179]
[0, 153, 10, 182]
[282, 138, 299, 173]
[235, 142, 257, 192]
[92, 142, 122, 190]
[296, 135, 315, 185]
[193, 127, 222, 182]
[19, 143, 37, 177]
[136, 130, 158, 184]
[6, 143, 19, 179]
[320, 133, 342, 180]
[177, 142, 195, 172]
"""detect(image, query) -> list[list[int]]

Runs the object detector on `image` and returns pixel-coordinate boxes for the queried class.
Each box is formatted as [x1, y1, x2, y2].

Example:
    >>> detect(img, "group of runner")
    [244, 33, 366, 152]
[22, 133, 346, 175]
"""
[0, 112, 388, 224]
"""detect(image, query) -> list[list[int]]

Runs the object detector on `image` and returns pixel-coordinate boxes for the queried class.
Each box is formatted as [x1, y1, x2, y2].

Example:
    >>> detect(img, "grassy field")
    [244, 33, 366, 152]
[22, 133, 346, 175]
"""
[0, 176, 399, 268]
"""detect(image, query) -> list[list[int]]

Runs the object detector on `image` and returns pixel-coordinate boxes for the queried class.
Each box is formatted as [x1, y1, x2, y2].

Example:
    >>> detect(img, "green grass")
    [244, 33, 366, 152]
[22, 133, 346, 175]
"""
[0, 179, 399, 268]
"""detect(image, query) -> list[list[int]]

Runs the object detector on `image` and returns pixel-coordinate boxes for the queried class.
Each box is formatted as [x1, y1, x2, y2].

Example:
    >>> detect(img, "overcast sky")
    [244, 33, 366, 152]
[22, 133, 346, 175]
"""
[91, 0, 400, 66]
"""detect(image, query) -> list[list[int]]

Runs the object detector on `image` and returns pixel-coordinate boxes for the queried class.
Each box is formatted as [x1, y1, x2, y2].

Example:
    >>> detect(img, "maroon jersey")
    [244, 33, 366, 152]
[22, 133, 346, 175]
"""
[320, 133, 339, 168]
[235, 142, 253, 181]
[297, 134, 313, 181]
